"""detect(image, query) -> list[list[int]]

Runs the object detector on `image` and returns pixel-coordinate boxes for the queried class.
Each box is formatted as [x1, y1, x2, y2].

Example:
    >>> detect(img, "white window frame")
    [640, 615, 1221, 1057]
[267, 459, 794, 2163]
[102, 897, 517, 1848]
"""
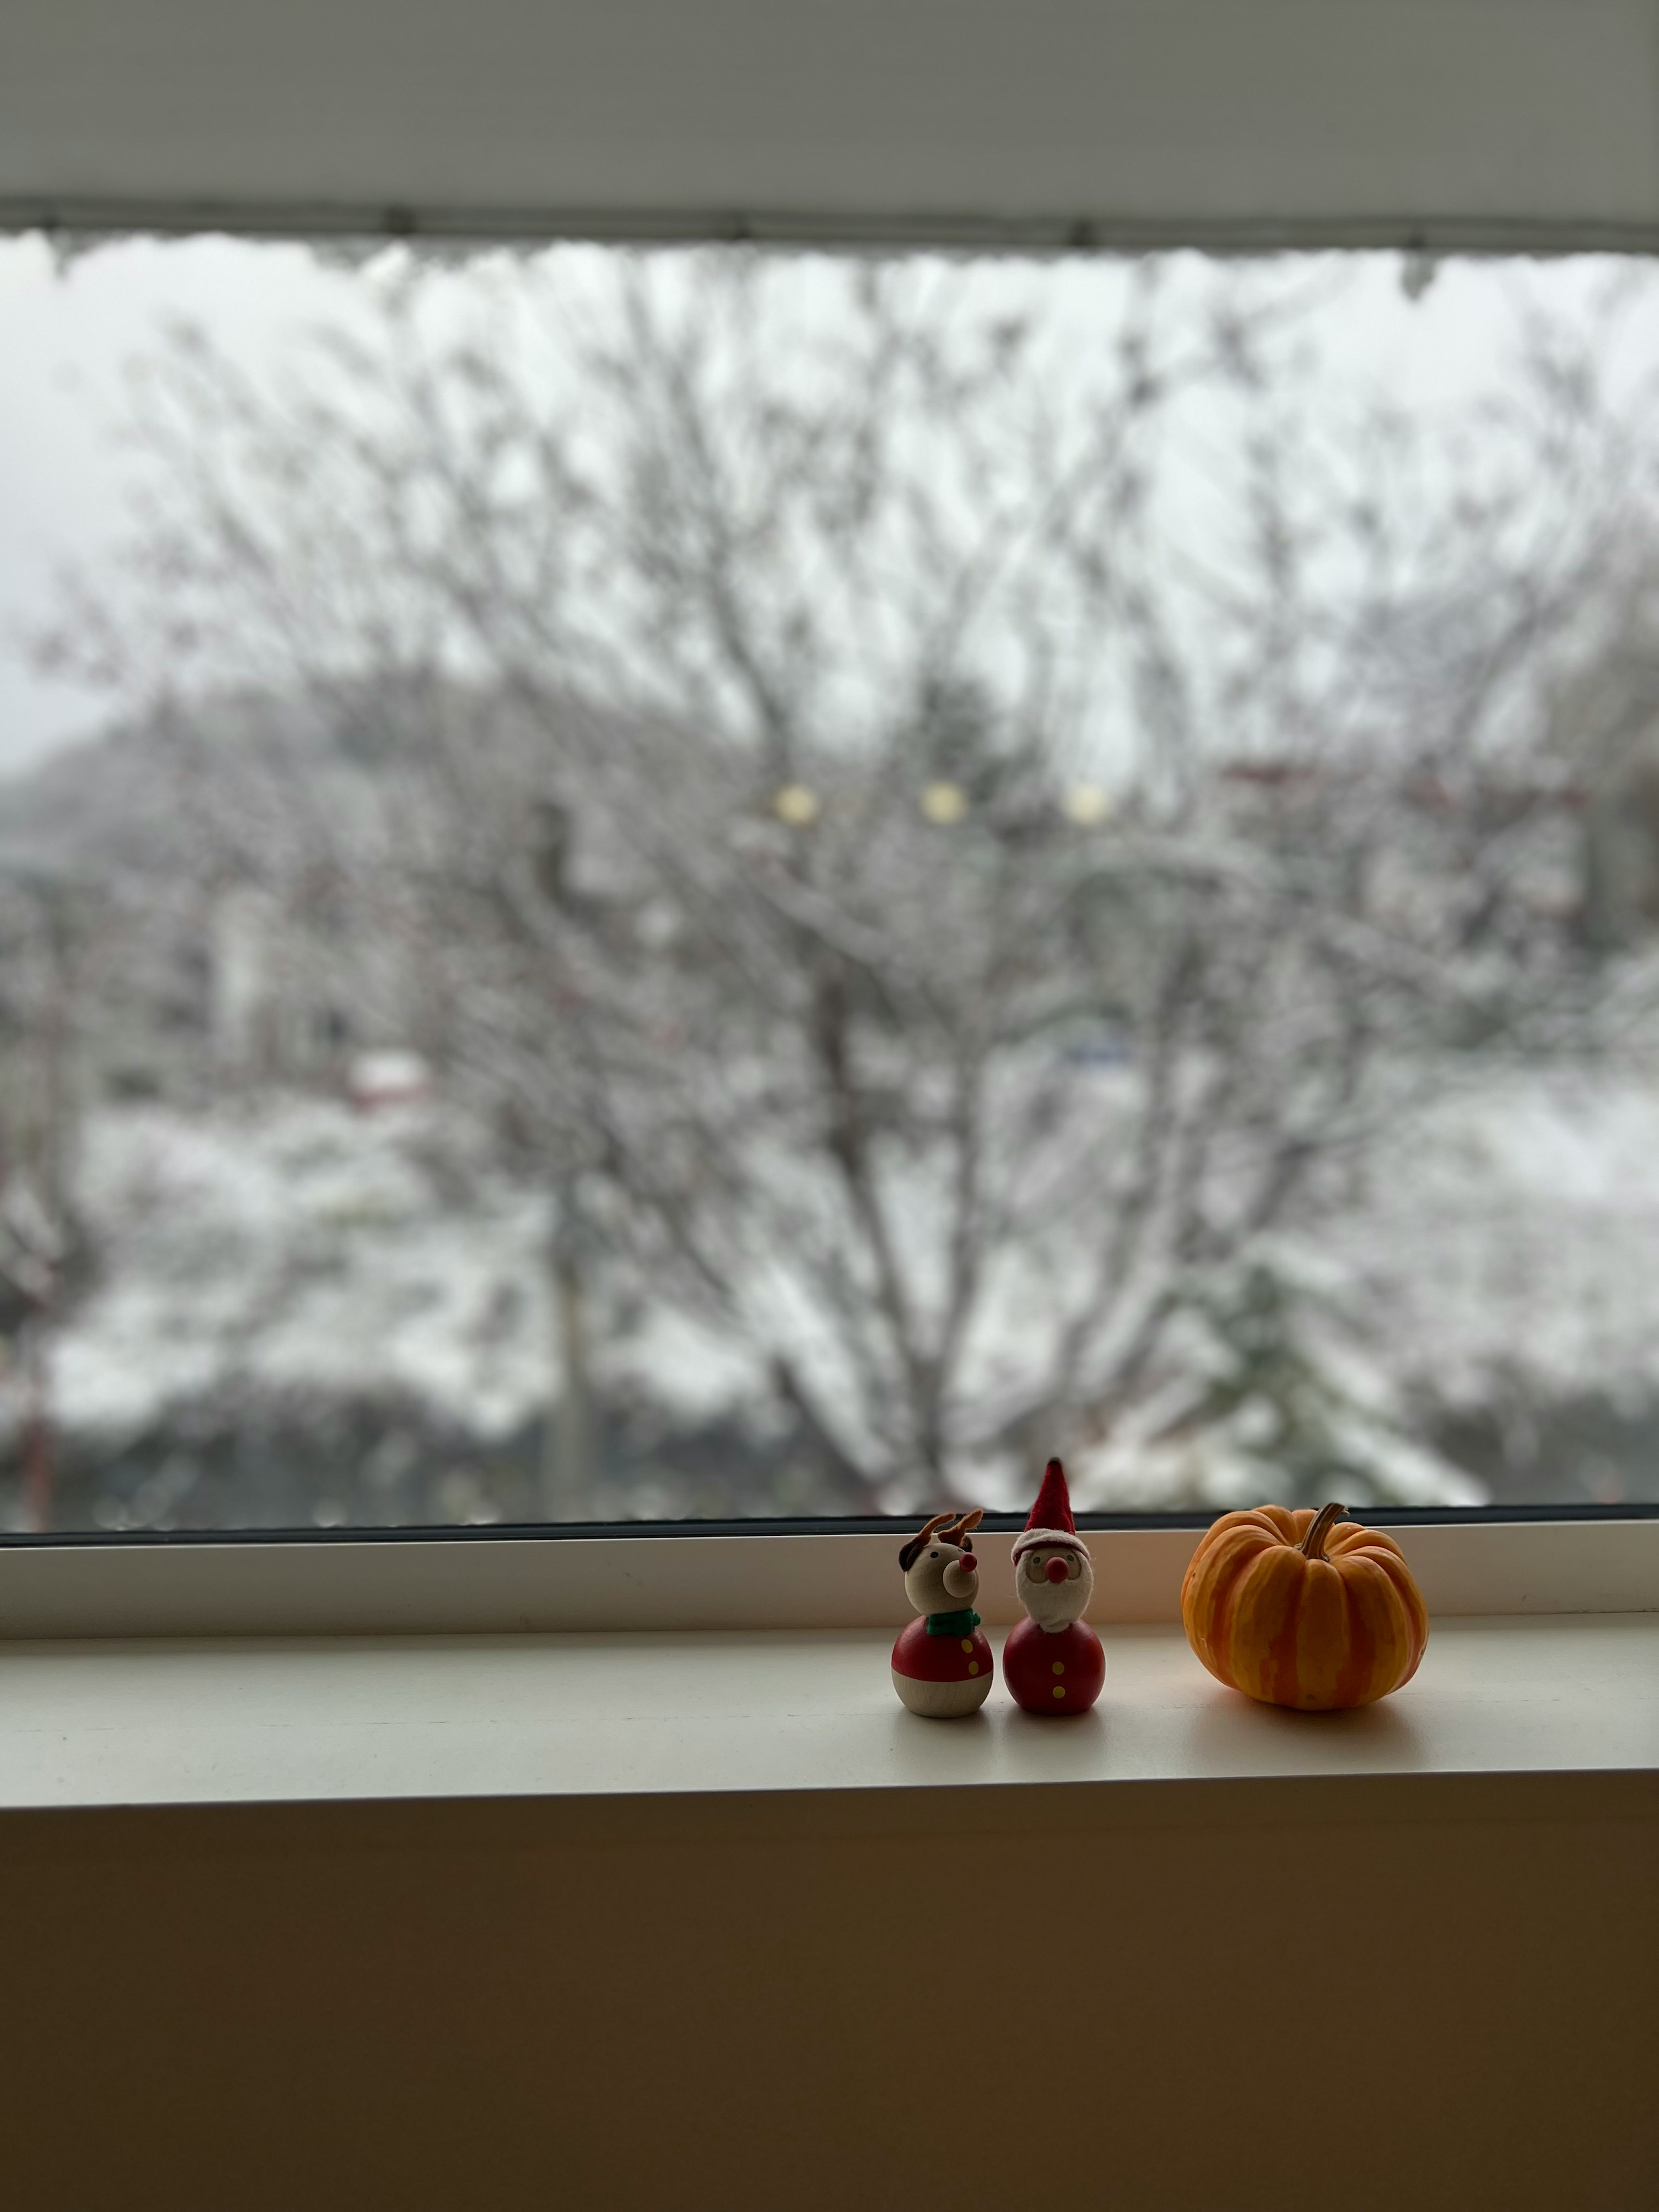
[4, 185, 1657, 1643]
[0, 1513, 1653, 1638]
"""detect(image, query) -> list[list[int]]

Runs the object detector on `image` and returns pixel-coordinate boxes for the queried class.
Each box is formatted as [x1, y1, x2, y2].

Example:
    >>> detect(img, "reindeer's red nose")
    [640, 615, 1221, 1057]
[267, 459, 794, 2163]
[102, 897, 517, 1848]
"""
[1045, 1557, 1070, 1584]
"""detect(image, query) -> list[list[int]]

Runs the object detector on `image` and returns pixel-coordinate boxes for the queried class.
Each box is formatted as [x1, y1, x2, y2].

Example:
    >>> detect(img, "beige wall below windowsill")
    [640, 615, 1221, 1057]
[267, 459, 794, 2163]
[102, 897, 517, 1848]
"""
[5, 1616, 1653, 2209]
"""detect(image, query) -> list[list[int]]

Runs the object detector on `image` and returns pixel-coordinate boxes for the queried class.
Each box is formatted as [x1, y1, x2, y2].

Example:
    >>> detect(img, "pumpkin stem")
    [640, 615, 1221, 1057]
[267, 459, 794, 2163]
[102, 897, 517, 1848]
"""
[1300, 1502, 1348, 1562]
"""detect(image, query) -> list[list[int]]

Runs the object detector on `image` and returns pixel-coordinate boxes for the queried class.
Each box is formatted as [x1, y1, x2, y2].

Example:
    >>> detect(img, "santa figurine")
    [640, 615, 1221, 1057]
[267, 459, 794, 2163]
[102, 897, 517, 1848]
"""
[890, 1508, 995, 1718]
[1004, 1458, 1105, 1716]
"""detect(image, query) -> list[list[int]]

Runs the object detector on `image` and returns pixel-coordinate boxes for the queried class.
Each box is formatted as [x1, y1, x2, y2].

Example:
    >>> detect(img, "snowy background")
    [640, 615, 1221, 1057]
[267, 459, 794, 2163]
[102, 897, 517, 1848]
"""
[6, 237, 1659, 1528]
[14, 1066, 1656, 1530]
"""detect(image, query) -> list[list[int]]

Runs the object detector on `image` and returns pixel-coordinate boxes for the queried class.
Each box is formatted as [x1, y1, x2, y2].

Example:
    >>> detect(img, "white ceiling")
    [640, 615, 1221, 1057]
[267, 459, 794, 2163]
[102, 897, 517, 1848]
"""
[4, 0, 1659, 250]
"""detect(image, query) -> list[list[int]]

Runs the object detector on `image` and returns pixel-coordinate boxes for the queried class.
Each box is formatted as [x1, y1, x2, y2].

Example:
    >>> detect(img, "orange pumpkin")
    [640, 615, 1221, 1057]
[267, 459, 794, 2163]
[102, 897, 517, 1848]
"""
[1181, 1503, 1428, 1711]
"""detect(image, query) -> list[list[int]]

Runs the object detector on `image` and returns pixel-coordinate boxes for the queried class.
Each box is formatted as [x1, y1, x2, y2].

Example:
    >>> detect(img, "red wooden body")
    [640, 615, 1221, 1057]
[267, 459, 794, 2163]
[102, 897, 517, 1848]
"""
[1003, 1616, 1104, 1714]
[890, 1615, 994, 1686]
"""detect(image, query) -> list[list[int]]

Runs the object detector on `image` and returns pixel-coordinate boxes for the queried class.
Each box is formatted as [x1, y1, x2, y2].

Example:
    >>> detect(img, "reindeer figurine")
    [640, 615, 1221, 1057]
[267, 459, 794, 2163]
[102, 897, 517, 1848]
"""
[890, 1507, 995, 1717]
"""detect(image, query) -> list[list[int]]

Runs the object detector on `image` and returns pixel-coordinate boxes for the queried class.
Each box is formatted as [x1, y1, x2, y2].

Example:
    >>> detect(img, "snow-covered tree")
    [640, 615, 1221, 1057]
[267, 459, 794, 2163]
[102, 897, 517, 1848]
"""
[32, 249, 1659, 1511]
[1071, 1255, 1484, 1510]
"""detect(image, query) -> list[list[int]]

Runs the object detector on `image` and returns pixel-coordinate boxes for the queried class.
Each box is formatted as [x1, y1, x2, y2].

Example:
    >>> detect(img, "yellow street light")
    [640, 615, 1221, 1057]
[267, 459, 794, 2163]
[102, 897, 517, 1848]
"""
[772, 783, 821, 827]
[1063, 783, 1113, 826]
[920, 781, 969, 826]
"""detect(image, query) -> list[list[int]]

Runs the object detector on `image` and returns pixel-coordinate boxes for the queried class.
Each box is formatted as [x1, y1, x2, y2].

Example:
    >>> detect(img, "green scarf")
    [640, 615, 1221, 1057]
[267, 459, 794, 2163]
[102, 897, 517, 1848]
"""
[925, 1608, 982, 1637]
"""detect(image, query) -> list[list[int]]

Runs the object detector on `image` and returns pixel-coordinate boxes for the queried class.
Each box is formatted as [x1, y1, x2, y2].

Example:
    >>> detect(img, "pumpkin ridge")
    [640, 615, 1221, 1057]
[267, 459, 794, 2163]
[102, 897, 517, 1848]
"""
[1260, 1503, 1303, 1545]
[1291, 1556, 1343, 1707]
[1184, 1519, 1273, 1685]
[1255, 1548, 1306, 1705]
[1280, 1560, 1308, 1705]
[1369, 1554, 1422, 1700]
[1357, 1547, 1428, 1681]
[1199, 1533, 1259, 1688]
[1333, 1560, 1379, 1707]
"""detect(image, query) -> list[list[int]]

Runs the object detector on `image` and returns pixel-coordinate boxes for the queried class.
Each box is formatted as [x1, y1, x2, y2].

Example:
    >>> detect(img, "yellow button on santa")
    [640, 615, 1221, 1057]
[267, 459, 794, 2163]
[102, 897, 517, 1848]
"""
[1004, 1459, 1105, 1716]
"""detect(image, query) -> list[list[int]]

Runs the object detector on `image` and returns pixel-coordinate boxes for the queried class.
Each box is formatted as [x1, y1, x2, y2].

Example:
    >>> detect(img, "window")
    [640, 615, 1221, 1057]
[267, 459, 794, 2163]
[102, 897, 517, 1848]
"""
[3, 234, 1659, 1534]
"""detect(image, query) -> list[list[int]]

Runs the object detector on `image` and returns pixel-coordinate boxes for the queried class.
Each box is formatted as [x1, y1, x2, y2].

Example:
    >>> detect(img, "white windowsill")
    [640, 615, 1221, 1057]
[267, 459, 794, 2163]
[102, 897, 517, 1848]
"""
[1, 1612, 1653, 1814]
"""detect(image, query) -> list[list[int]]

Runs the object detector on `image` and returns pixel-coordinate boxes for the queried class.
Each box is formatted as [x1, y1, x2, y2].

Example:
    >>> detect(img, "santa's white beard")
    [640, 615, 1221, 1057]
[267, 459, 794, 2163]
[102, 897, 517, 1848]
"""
[1020, 1569, 1091, 1631]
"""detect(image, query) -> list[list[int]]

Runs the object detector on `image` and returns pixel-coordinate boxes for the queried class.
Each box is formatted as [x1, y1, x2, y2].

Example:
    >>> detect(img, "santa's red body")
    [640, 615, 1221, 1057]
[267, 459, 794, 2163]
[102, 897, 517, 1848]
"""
[1003, 1615, 1105, 1715]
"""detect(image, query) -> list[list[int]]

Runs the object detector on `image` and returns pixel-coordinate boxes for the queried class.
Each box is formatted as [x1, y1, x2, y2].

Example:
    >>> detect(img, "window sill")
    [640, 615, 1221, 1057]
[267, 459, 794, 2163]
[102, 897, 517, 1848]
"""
[0, 1611, 1652, 1815]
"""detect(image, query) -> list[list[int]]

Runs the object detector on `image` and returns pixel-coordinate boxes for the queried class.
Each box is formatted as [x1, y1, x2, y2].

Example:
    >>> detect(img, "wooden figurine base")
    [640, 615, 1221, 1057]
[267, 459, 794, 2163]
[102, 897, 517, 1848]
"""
[1003, 1616, 1105, 1715]
[890, 1616, 995, 1718]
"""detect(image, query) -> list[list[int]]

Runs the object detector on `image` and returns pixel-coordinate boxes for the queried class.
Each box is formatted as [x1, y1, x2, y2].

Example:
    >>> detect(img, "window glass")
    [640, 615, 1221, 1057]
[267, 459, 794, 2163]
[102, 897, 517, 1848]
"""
[3, 235, 1658, 1529]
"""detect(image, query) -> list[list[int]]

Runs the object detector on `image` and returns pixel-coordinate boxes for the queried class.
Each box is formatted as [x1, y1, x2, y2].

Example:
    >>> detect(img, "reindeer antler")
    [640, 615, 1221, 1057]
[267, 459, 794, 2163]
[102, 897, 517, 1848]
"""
[898, 1510, 959, 1572]
[941, 1507, 984, 1548]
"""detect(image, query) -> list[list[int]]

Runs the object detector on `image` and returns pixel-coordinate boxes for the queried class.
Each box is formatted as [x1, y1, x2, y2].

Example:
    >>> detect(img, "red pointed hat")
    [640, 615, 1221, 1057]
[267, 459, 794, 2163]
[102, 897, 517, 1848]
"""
[1012, 1457, 1090, 1560]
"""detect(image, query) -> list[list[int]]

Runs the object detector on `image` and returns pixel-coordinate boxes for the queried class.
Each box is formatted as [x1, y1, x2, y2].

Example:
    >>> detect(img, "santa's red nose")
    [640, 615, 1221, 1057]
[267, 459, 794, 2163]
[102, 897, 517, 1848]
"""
[1045, 1557, 1070, 1584]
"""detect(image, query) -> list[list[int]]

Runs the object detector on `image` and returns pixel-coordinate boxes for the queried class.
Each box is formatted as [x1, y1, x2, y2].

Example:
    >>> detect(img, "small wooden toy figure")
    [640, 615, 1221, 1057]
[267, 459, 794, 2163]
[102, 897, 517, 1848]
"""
[890, 1508, 994, 1717]
[1004, 1458, 1105, 1716]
